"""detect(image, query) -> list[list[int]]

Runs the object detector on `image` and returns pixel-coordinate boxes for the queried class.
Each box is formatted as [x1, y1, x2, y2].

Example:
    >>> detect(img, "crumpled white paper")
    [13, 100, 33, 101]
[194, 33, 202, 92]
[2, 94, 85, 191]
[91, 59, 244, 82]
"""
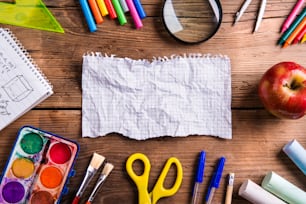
[82, 53, 232, 140]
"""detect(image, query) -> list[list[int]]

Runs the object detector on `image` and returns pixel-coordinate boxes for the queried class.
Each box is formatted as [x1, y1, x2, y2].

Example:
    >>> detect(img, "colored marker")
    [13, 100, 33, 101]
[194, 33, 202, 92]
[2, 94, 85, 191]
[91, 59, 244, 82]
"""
[302, 34, 306, 43]
[281, 0, 305, 33]
[278, 8, 306, 45]
[133, 0, 146, 19]
[293, 25, 306, 44]
[96, 0, 109, 16]
[88, 0, 103, 24]
[126, 0, 143, 29]
[79, 0, 97, 32]
[205, 157, 226, 204]
[283, 17, 306, 48]
[104, 0, 117, 19]
[119, 0, 129, 12]
[191, 151, 206, 204]
[112, 0, 127, 25]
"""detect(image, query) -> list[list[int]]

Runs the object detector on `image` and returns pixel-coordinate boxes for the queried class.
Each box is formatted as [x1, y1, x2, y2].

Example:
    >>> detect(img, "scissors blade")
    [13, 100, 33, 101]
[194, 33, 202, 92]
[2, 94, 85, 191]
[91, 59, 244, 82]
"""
[234, 0, 253, 24]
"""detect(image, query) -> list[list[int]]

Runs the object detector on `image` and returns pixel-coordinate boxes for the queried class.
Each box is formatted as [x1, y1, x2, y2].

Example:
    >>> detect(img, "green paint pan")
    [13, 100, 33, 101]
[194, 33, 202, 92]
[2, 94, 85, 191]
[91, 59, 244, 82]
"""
[0, 0, 64, 33]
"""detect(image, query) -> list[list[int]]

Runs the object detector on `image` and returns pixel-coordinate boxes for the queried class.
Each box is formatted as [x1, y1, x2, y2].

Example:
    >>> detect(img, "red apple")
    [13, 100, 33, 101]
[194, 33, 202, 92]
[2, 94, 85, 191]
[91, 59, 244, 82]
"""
[258, 62, 306, 119]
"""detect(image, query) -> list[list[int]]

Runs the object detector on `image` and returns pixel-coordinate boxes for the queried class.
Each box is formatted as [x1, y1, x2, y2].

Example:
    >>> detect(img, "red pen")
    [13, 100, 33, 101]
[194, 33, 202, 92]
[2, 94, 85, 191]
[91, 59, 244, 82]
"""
[293, 25, 306, 44]
[104, 0, 117, 19]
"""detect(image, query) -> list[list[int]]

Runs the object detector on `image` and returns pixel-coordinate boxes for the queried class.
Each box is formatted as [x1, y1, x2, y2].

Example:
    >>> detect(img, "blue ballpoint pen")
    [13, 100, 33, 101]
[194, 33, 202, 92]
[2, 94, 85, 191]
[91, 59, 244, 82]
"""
[205, 157, 226, 204]
[191, 151, 206, 204]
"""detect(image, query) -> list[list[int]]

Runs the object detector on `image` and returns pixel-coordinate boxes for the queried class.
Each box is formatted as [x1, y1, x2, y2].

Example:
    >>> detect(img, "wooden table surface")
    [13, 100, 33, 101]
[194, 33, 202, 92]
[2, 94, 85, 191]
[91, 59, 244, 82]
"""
[1, 0, 306, 203]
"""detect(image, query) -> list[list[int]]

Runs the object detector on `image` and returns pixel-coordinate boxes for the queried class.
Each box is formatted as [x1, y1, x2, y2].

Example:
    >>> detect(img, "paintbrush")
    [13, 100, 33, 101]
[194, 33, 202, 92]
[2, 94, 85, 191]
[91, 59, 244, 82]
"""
[72, 153, 105, 204]
[85, 163, 114, 204]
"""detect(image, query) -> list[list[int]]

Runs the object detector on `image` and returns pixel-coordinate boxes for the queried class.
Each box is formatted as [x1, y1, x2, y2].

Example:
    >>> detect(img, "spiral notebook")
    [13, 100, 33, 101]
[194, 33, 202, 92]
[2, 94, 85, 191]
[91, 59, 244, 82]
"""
[0, 28, 53, 131]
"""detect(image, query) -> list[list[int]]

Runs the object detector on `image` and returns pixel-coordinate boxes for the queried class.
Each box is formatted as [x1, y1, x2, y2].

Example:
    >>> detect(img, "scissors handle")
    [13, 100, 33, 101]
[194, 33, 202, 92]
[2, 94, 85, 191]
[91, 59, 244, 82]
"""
[151, 157, 183, 204]
[126, 153, 151, 204]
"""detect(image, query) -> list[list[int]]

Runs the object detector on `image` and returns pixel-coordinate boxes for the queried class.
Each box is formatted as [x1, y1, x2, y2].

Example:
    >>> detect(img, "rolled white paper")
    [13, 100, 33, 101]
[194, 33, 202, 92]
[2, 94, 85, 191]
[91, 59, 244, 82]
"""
[262, 171, 306, 203]
[238, 179, 286, 204]
[283, 139, 306, 175]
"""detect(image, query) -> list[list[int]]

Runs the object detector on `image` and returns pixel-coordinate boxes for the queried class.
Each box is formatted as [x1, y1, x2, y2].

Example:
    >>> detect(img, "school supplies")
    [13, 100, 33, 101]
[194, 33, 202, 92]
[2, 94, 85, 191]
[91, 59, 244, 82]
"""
[0, 28, 53, 131]
[162, 0, 222, 44]
[126, 0, 143, 29]
[293, 25, 306, 44]
[234, 0, 266, 32]
[205, 157, 225, 204]
[82, 54, 232, 140]
[126, 153, 183, 204]
[72, 153, 105, 204]
[0, 126, 79, 203]
[80, 0, 97, 32]
[261, 171, 306, 203]
[281, 0, 305, 33]
[191, 151, 206, 204]
[86, 162, 114, 204]
[0, 0, 64, 33]
[225, 173, 235, 204]
[239, 179, 286, 204]
[283, 17, 306, 48]
[112, 0, 127, 25]
[278, 8, 306, 45]
[88, 0, 104, 24]
[302, 33, 306, 42]
[283, 139, 306, 175]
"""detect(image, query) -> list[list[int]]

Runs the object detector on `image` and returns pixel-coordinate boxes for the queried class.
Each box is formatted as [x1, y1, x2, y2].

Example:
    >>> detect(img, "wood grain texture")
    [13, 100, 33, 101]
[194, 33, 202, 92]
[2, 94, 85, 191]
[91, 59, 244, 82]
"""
[1, 0, 306, 203]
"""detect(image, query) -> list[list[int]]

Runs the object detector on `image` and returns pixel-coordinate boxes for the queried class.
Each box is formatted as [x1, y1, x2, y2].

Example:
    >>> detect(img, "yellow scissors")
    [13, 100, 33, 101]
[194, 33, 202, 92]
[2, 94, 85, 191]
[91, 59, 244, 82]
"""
[126, 153, 183, 204]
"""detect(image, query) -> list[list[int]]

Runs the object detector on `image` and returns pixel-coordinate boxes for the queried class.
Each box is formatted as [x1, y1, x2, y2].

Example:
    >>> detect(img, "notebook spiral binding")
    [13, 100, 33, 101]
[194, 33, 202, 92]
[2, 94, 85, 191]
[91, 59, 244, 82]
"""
[0, 28, 53, 91]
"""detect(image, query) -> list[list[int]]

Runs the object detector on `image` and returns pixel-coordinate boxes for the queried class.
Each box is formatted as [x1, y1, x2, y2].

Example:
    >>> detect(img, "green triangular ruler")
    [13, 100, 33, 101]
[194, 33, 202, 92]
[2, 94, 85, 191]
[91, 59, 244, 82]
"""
[0, 0, 64, 33]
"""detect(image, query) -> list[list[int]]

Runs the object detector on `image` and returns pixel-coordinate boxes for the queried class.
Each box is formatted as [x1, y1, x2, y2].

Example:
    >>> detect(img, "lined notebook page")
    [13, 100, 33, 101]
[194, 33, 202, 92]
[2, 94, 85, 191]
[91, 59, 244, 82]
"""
[0, 28, 53, 130]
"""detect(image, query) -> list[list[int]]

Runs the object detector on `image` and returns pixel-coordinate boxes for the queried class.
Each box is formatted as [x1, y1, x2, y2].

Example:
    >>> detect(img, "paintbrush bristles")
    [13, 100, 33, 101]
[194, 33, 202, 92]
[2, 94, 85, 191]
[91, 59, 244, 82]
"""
[102, 163, 114, 177]
[90, 153, 105, 169]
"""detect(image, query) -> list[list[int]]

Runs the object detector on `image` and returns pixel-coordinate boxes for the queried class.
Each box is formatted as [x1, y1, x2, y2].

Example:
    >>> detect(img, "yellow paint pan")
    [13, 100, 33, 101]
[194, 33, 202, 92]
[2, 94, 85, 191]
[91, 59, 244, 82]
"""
[0, 0, 64, 33]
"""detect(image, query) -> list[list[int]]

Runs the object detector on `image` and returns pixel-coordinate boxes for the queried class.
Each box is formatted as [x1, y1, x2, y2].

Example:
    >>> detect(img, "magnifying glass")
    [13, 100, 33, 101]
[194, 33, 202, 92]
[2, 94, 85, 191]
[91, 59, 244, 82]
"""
[162, 0, 222, 44]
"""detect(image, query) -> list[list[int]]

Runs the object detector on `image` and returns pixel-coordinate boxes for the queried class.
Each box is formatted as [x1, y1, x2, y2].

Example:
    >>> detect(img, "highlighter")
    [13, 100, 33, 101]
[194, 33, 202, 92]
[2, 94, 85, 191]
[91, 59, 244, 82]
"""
[79, 0, 97, 32]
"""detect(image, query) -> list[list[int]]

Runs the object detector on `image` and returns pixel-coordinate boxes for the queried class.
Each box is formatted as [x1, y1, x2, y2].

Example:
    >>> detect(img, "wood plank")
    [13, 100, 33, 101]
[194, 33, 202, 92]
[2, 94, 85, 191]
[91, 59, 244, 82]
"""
[1, 110, 305, 203]
[2, 0, 305, 109]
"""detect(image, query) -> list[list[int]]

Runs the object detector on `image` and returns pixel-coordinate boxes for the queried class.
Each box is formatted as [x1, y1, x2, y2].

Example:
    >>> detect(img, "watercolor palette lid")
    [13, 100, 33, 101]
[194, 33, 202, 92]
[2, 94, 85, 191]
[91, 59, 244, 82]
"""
[0, 126, 79, 204]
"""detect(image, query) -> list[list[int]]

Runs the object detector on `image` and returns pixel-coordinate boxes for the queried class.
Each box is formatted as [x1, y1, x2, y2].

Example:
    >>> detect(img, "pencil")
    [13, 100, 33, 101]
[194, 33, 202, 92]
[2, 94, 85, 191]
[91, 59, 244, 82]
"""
[283, 17, 306, 48]
[302, 34, 306, 43]
[281, 0, 305, 33]
[86, 163, 114, 204]
[72, 153, 105, 204]
[225, 173, 235, 204]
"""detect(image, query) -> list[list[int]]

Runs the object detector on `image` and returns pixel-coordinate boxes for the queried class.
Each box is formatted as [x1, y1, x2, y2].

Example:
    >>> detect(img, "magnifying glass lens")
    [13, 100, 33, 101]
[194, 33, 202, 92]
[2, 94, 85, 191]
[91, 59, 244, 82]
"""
[163, 0, 222, 44]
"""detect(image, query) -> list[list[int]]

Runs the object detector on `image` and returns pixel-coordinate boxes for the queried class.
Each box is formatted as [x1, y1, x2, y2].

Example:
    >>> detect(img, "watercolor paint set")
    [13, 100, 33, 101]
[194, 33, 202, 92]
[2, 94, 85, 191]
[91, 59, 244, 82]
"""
[0, 126, 79, 204]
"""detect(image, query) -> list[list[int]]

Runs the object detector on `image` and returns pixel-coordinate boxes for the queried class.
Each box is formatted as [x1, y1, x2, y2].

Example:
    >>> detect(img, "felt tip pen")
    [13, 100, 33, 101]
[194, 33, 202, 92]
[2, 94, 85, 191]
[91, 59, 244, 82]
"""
[191, 151, 206, 204]
[302, 34, 306, 43]
[104, 0, 117, 19]
[293, 25, 306, 44]
[112, 0, 127, 25]
[119, 0, 129, 12]
[205, 157, 226, 204]
[126, 0, 143, 29]
[79, 0, 97, 32]
[278, 8, 306, 45]
[88, 0, 103, 24]
[281, 0, 305, 33]
[133, 0, 146, 19]
[96, 0, 109, 16]
[283, 17, 306, 48]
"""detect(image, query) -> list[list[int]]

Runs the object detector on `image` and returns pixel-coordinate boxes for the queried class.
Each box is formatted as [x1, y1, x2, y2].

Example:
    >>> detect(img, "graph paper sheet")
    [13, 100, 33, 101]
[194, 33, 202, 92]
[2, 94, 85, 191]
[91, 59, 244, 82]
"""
[82, 53, 232, 140]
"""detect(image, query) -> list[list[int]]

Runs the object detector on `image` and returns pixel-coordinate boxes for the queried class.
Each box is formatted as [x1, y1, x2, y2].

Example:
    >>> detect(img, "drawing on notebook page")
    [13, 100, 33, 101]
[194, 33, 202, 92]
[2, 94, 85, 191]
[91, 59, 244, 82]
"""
[0, 51, 16, 74]
[0, 95, 10, 115]
[2, 75, 33, 102]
